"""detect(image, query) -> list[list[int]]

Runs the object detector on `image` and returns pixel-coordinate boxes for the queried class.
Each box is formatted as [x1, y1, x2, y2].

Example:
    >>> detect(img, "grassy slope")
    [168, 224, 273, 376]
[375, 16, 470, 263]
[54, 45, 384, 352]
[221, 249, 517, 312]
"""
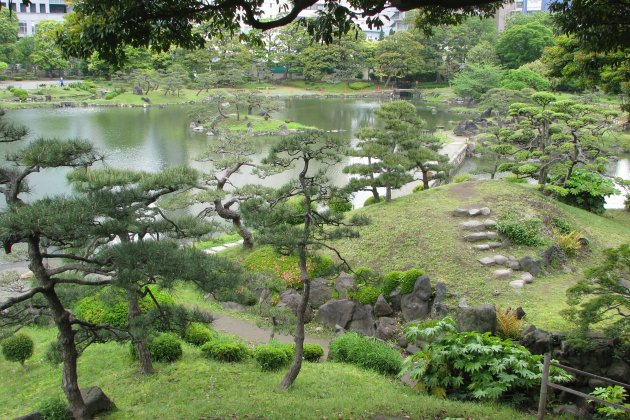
[329, 180, 630, 331]
[0, 327, 531, 419]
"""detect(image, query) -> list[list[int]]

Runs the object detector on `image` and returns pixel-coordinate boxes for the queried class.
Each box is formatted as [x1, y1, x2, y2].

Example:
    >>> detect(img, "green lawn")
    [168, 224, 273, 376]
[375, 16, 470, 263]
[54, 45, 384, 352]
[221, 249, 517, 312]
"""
[214, 114, 313, 132]
[0, 327, 533, 419]
[326, 180, 630, 331]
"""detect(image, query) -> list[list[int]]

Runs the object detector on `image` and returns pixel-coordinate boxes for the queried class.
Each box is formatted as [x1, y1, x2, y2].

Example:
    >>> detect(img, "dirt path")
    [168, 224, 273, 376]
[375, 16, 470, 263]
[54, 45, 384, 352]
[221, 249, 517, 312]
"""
[212, 313, 331, 356]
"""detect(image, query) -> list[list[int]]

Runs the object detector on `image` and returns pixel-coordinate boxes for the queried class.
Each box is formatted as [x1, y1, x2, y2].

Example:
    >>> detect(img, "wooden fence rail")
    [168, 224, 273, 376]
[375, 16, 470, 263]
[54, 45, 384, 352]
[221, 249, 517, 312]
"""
[537, 353, 630, 419]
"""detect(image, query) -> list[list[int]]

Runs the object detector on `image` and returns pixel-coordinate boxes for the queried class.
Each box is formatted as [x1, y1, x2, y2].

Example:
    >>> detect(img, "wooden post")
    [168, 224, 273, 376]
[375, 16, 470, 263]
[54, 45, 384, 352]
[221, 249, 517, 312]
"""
[538, 353, 551, 420]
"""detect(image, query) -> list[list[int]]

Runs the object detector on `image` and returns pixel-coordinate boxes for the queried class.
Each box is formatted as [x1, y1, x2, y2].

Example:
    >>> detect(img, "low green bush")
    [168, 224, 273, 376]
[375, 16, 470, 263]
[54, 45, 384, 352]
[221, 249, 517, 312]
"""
[453, 174, 472, 183]
[353, 266, 380, 285]
[349, 285, 381, 305]
[312, 255, 336, 278]
[184, 322, 216, 346]
[303, 343, 324, 362]
[412, 184, 425, 193]
[38, 396, 71, 420]
[45, 340, 63, 365]
[201, 336, 249, 363]
[11, 88, 28, 101]
[254, 344, 291, 371]
[382, 271, 403, 297]
[148, 333, 183, 362]
[550, 217, 574, 234]
[496, 218, 545, 246]
[504, 175, 527, 184]
[104, 91, 119, 100]
[364, 196, 382, 206]
[329, 197, 353, 213]
[1, 333, 34, 366]
[399, 269, 424, 294]
[329, 332, 401, 376]
[349, 81, 372, 90]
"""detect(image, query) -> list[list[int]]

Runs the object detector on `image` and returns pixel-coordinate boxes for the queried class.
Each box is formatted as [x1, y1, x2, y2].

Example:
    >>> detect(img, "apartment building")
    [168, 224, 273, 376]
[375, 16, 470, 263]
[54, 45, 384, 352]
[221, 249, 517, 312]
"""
[496, 0, 551, 31]
[1, 0, 69, 37]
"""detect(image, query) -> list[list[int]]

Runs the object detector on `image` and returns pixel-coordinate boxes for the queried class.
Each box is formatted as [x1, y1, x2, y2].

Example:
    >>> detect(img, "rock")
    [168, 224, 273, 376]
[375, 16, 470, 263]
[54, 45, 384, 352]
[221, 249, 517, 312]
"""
[521, 272, 534, 284]
[19, 271, 33, 280]
[510, 280, 525, 288]
[310, 278, 332, 308]
[519, 256, 543, 276]
[316, 299, 356, 329]
[141, 96, 151, 104]
[405, 344, 421, 355]
[479, 107, 493, 119]
[464, 231, 498, 242]
[431, 303, 449, 318]
[348, 304, 375, 336]
[552, 404, 581, 418]
[578, 236, 589, 247]
[375, 317, 398, 341]
[81, 386, 116, 417]
[487, 241, 503, 249]
[460, 220, 485, 231]
[478, 257, 496, 266]
[277, 290, 313, 322]
[540, 245, 567, 271]
[480, 207, 491, 216]
[457, 304, 497, 334]
[334, 324, 344, 334]
[453, 119, 478, 137]
[452, 208, 470, 217]
[334, 272, 355, 298]
[507, 261, 521, 270]
[493, 255, 508, 265]
[400, 275, 432, 321]
[468, 208, 482, 216]
[520, 327, 555, 354]
[483, 219, 497, 229]
[397, 335, 408, 348]
[492, 290, 501, 296]
[388, 287, 402, 312]
[515, 307, 526, 319]
[374, 295, 394, 317]
[458, 297, 469, 308]
[473, 244, 490, 251]
[221, 301, 246, 311]
[434, 282, 448, 305]
[493, 268, 512, 279]
[607, 360, 630, 383]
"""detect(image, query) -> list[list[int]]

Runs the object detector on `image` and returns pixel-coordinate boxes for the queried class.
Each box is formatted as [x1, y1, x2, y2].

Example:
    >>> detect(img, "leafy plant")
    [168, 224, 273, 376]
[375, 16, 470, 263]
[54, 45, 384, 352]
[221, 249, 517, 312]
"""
[453, 174, 472, 183]
[589, 385, 630, 419]
[554, 230, 583, 257]
[329, 332, 401, 376]
[353, 266, 380, 286]
[184, 323, 217, 346]
[254, 342, 292, 371]
[364, 196, 383, 206]
[556, 170, 618, 215]
[349, 81, 372, 90]
[402, 318, 572, 402]
[1, 333, 33, 367]
[551, 217, 574, 234]
[201, 336, 249, 363]
[496, 218, 546, 246]
[38, 396, 71, 420]
[382, 271, 403, 296]
[303, 343, 324, 362]
[496, 308, 524, 340]
[349, 285, 381, 305]
[148, 333, 183, 363]
[400, 269, 424, 295]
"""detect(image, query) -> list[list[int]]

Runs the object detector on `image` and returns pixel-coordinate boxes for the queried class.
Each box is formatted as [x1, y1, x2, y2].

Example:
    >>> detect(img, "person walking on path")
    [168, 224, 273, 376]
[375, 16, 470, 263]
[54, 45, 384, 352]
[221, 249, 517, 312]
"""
[59, 77, 64, 87]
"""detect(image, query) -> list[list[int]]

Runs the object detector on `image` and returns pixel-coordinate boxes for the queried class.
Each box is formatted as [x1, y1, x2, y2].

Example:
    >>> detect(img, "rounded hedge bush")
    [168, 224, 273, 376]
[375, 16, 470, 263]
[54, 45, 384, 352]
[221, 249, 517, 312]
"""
[184, 323, 216, 346]
[329, 197, 353, 213]
[353, 266, 380, 285]
[363, 196, 382, 206]
[303, 343, 324, 362]
[399, 269, 424, 294]
[412, 184, 424, 193]
[1, 333, 34, 366]
[382, 271, 403, 297]
[329, 332, 401, 376]
[143, 333, 183, 363]
[350, 286, 381, 305]
[254, 344, 291, 371]
[201, 337, 249, 363]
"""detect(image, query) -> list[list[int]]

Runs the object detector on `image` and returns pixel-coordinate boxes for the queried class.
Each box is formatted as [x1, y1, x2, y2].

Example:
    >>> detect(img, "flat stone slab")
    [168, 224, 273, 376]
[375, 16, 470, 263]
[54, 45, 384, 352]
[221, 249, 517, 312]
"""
[464, 231, 498, 242]
[510, 280, 525, 288]
[460, 220, 485, 231]
[487, 242, 503, 248]
[508, 261, 521, 270]
[478, 257, 496, 266]
[453, 208, 470, 217]
[483, 219, 497, 229]
[521, 272, 534, 284]
[493, 255, 508, 265]
[493, 268, 513, 279]
[473, 244, 490, 251]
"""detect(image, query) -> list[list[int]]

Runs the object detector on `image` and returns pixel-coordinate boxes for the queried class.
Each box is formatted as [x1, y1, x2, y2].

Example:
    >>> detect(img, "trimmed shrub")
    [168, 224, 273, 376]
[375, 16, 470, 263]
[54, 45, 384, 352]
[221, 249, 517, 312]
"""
[453, 174, 472, 183]
[350, 285, 381, 305]
[412, 184, 425, 193]
[382, 271, 403, 297]
[349, 81, 372, 90]
[104, 91, 119, 100]
[303, 343, 324, 362]
[329, 197, 353, 213]
[496, 308, 524, 340]
[505, 175, 527, 184]
[353, 266, 380, 286]
[201, 336, 249, 363]
[329, 332, 401, 376]
[1, 333, 34, 366]
[364, 196, 382, 206]
[254, 344, 291, 371]
[149, 333, 182, 362]
[45, 340, 63, 365]
[496, 218, 545, 246]
[399, 269, 424, 295]
[38, 397, 71, 420]
[184, 323, 216, 346]
[12, 88, 28, 101]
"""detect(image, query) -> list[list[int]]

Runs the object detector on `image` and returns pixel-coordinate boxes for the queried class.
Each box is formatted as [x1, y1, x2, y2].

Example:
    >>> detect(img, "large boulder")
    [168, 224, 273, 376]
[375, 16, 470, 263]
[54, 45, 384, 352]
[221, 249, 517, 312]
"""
[82, 387, 116, 417]
[316, 299, 356, 329]
[519, 325, 555, 355]
[348, 304, 375, 336]
[375, 317, 399, 341]
[453, 119, 478, 137]
[431, 282, 449, 318]
[540, 245, 567, 272]
[388, 287, 402, 312]
[457, 304, 497, 334]
[519, 256, 543, 276]
[401, 275, 432, 321]
[334, 272, 355, 298]
[374, 294, 394, 317]
[277, 290, 313, 322]
[310, 278, 332, 308]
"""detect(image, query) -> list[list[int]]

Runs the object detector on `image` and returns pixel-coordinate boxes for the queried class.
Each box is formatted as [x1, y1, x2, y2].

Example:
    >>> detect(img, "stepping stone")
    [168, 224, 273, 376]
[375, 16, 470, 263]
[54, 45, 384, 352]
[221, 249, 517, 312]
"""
[460, 220, 485, 231]
[521, 272, 534, 284]
[468, 208, 482, 216]
[487, 242, 503, 249]
[493, 268, 512, 279]
[483, 219, 497, 229]
[463, 231, 498, 242]
[473, 244, 490, 251]
[452, 208, 470, 217]
[493, 255, 508, 265]
[510, 280, 525, 288]
[508, 261, 521, 270]
[480, 207, 491, 216]
[479, 257, 496, 266]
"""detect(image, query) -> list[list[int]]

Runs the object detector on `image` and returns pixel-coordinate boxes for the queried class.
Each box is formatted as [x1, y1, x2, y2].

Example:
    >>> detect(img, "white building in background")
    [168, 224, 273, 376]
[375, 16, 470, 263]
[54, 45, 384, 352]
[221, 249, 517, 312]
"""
[1, 0, 70, 36]
[495, 0, 551, 31]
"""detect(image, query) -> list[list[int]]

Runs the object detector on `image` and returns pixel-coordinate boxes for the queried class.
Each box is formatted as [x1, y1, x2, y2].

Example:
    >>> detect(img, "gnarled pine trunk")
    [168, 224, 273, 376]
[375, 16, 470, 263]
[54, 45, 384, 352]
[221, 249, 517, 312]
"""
[127, 289, 154, 374]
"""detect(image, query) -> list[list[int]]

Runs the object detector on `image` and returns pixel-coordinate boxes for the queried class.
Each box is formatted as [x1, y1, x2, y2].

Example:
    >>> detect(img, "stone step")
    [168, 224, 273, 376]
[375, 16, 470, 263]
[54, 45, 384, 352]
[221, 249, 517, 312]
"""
[493, 268, 512, 279]
[460, 219, 497, 231]
[472, 242, 503, 251]
[453, 207, 491, 217]
[463, 231, 497, 242]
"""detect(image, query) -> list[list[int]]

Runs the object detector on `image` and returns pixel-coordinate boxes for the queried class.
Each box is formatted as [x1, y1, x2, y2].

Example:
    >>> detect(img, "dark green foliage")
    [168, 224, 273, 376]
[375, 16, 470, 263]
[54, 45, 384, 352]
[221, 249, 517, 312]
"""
[104, 91, 119, 100]
[312, 255, 336, 278]
[254, 343, 292, 371]
[496, 21, 554, 68]
[500, 68, 550, 91]
[1, 333, 33, 366]
[201, 336, 249, 363]
[353, 266, 380, 286]
[557, 170, 617, 215]
[382, 271, 403, 297]
[364, 196, 383, 206]
[551, 217, 574, 235]
[328, 332, 401, 376]
[348, 82, 372, 90]
[38, 396, 71, 420]
[403, 318, 572, 401]
[10, 87, 28, 101]
[45, 340, 63, 366]
[328, 197, 353, 213]
[184, 323, 217, 346]
[148, 333, 183, 363]
[214, 287, 258, 306]
[496, 218, 545, 246]
[452, 65, 504, 100]
[303, 343, 324, 362]
[399, 269, 424, 295]
[349, 285, 381, 305]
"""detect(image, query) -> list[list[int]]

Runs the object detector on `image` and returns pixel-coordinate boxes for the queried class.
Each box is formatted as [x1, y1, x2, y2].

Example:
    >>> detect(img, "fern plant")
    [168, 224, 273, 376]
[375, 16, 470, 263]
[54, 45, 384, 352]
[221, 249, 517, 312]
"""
[402, 317, 572, 403]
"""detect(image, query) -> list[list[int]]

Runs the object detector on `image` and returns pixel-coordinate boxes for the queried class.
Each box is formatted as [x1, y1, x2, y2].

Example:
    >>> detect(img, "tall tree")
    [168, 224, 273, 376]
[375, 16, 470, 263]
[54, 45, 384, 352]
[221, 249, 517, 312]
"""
[374, 31, 425, 87]
[31, 20, 70, 77]
[0, 8, 18, 64]
[496, 21, 554, 68]
[242, 130, 367, 390]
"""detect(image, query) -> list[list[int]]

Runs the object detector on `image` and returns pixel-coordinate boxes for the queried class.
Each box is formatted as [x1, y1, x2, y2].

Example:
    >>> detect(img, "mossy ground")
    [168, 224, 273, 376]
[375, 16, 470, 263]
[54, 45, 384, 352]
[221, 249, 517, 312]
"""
[0, 327, 533, 419]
